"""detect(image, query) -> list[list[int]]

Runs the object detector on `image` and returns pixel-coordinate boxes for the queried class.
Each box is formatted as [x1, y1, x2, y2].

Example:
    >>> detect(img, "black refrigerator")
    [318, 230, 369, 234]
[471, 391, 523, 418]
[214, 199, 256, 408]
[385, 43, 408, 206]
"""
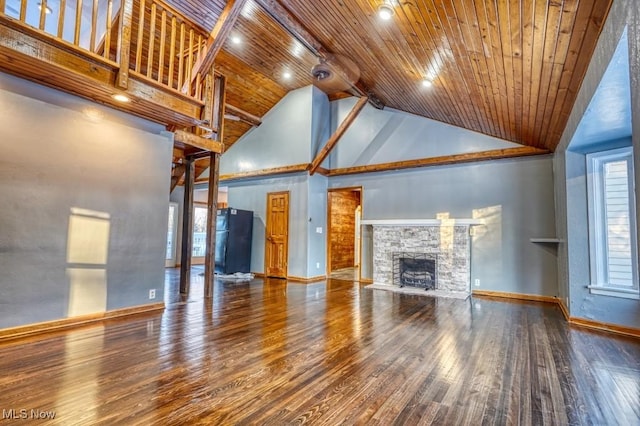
[215, 208, 253, 274]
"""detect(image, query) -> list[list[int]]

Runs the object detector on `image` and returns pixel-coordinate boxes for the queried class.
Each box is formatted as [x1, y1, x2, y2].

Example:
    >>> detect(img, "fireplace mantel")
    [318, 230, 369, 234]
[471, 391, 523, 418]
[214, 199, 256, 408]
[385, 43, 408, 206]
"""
[361, 219, 484, 226]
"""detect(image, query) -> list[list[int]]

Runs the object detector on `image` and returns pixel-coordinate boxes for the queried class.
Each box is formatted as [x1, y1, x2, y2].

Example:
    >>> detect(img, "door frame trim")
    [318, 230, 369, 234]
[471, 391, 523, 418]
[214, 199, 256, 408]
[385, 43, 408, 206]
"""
[265, 190, 290, 278]
[326, 186, 363, 281]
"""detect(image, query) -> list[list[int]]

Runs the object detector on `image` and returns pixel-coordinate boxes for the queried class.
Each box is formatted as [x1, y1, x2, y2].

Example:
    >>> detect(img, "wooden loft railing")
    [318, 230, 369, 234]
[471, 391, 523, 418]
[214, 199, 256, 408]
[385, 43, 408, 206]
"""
[0, 0, 221, 141]
[128, 0, 209, 101]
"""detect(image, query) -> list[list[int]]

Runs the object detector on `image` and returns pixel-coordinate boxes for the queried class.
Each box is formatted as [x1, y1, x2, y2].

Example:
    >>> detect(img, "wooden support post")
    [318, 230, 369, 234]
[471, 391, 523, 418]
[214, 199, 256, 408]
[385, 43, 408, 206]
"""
[203, 71, 226, 298]
[309, 96, 368, 175]
[179, 157, 195, 294]
[203, 152, 220, 298]
[212, 74, 227, 142]
[115, 0, 134, 89]
[202, 72, 215, 126]
[170, 163, 186, 193]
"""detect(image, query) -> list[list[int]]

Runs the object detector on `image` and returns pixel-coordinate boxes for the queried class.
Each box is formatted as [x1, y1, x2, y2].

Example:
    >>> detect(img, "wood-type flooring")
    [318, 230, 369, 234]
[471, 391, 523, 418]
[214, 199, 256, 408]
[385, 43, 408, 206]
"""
[0, 267, 638, 425]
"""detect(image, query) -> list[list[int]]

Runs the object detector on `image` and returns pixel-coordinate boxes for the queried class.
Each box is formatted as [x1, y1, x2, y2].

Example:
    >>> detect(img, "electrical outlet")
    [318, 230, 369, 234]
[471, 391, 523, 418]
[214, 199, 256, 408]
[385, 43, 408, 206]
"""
[316, 227, 323, 234]
[149, 289, 156, 299]
[316, 262, 320, 269]
[474, 279, 480, 287]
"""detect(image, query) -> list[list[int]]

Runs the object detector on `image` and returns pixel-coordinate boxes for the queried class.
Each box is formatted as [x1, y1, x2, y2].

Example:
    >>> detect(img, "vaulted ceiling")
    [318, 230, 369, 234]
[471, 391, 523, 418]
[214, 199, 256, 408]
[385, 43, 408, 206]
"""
[164, 0, 612, 152]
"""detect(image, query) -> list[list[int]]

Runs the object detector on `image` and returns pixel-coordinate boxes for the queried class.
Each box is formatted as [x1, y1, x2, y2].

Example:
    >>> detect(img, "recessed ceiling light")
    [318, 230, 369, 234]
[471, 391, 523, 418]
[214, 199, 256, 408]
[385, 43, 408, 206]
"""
[283, 71, 292, 79]
[378, 4, 394, 20]
[422, 79, 433, 88]
[37, 2, 52, 14]
[231, 35, 242, 45]
[112, 94, 130, 103]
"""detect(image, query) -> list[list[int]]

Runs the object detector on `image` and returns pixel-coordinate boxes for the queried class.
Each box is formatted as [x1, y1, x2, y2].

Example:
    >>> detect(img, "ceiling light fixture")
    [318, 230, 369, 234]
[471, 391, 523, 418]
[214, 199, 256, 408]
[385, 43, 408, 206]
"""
[37, 2, 52, 14]
[283, 71, 292, 79]
[378, 3, 395, 20]
[422, 79, 433, 88]
[231, 35, 242, 45]
[112, 94, 130, 103]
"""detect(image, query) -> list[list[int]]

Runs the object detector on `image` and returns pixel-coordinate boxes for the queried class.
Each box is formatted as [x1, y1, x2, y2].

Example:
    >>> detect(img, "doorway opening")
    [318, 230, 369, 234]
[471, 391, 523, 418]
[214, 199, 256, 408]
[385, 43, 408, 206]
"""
[327, 187, 362, 281]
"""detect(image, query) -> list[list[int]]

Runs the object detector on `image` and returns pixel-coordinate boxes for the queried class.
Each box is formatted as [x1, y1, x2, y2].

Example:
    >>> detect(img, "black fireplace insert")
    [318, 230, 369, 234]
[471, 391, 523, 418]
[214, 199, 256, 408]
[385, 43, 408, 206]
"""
[392, 252, 437, 290]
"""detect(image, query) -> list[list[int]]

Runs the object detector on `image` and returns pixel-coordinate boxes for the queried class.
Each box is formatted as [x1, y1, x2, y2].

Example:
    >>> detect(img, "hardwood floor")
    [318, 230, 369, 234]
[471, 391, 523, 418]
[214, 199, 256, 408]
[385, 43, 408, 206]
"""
[0, 267, 639, 425]
[329, 266, 359, 281]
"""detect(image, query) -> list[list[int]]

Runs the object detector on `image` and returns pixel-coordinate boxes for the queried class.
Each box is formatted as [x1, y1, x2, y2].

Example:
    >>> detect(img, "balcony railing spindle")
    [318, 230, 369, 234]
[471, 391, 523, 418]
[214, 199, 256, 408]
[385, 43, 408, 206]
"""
[73, 0, 82, 45]
[38, 0, 47, 30]
[104, 0, 113, 59]
[177, 23, 185, 90]
[134, 0, 145, 72]
[168, 15, 176, 89]
[57, 0, 66, 38]
[19, 0, 27, 21]
[146, 2, 156, 78]
[90, 0, 98, 51]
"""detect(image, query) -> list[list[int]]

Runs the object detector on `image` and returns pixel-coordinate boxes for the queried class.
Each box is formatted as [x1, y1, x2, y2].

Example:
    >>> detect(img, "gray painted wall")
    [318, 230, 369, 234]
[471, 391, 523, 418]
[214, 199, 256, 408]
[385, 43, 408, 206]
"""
[311, 87, 331, 159]
[225, 174, 309, 277]
[330, 156, 558, 296]
[220, 86, 331, 279]
[0, 72, 171, 328]
[554, 0, 640, 327]
[307, 174, 328, 277]
[328, 98, 521, 169]
[221, 86, 316, 174]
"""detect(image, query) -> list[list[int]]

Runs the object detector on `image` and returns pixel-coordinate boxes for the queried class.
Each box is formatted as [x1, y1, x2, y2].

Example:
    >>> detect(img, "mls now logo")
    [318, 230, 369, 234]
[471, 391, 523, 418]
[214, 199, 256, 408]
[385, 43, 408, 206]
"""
[2, 409, 56, 420]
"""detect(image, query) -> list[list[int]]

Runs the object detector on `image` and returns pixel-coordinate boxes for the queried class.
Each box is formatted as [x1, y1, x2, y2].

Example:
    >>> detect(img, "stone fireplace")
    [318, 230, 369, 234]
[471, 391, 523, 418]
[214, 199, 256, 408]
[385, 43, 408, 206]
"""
[362, 219, 482, 297]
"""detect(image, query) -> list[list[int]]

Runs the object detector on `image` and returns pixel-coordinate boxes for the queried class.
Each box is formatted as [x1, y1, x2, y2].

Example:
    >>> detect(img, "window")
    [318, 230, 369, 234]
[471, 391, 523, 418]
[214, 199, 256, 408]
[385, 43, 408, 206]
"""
[192, 205, 208, 257]
[587, 147, 639, 299]
[166, 203, 178, 266]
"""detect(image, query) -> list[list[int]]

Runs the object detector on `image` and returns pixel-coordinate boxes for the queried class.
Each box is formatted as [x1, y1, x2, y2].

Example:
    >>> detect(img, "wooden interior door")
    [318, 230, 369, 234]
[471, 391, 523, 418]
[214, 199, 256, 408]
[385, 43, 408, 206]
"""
[265, 191, 289, 278]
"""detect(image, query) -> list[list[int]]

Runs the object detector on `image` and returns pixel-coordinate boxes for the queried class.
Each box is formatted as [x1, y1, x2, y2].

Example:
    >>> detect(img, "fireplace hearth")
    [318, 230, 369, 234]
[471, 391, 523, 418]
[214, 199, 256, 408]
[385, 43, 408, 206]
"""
[393, 252, 437, 290]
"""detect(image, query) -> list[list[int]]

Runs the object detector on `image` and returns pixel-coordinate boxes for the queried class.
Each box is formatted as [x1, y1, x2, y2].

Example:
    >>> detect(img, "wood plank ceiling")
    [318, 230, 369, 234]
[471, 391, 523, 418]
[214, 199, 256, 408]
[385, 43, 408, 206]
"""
[166, 0, 612, 152]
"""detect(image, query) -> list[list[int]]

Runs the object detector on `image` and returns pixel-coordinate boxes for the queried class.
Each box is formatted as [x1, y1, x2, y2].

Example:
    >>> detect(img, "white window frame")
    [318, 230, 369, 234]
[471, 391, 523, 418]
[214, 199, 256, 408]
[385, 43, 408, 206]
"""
[586, 147, 639, 299]
[165, 202, 179, 267]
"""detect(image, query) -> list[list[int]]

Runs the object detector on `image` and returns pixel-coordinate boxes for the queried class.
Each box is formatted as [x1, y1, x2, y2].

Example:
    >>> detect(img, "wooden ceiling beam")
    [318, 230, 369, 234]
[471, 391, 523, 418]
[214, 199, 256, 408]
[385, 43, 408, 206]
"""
[309, 96, 368, 175]
[170, 164, 186, 193]
[189, 0, 248, 84]
[327, 147, 550, 177]
[254, 0, 384, 110]
[219, 163, 310, 183]
[174, 130, 224, 153]
[225, 104, 262, 127]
